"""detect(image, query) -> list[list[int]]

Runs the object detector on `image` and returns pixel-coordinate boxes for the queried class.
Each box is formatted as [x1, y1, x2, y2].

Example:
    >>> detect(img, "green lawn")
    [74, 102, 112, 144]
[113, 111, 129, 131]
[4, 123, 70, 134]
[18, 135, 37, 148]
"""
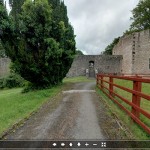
[97, 77, 150, 139]
[0, 85, 62, 137]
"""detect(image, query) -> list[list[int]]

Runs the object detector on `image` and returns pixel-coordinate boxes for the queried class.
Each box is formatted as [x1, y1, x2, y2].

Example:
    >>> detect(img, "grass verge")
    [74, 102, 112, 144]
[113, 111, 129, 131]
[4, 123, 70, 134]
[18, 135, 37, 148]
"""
[0, 85, 63, 137]
[96, 81, 150, 139]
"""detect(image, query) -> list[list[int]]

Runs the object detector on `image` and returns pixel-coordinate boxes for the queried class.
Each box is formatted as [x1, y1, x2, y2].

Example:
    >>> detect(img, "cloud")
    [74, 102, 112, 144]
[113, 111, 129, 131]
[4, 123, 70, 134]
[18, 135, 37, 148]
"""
[4, 0, 139, 55]
[64, 0, 139, 55]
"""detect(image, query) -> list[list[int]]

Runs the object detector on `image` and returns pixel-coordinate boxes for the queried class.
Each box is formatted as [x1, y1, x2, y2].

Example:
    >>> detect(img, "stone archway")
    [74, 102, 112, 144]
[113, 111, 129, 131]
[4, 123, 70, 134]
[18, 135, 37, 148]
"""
[89, 61, 95, 77]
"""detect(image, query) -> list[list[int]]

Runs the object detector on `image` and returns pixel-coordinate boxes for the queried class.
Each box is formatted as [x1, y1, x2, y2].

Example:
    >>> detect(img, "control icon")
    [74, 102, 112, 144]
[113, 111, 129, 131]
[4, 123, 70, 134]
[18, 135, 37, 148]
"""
[101, 142, 106, 147]
[53, 143, 57, 147]
[61, 143, 65, 147]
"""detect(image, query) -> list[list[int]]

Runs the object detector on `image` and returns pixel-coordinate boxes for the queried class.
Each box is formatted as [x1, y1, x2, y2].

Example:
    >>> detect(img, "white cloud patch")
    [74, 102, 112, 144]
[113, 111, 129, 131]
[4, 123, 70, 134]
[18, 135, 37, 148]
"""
[64, 0, 139, 55]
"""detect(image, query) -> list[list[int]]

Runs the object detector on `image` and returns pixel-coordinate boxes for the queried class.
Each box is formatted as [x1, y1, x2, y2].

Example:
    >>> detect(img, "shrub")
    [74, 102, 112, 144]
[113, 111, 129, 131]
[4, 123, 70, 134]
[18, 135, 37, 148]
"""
[0, 74, 25, 89]
[0, 78, 4, 89]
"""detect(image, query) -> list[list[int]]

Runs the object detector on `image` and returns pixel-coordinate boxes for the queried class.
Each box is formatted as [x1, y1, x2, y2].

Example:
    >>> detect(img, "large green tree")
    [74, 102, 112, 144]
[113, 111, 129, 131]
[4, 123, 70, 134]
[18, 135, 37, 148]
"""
[0, 40, 5, 57]
[9, 0, 25, 17]
[130, 0, 150, 31]
[0, 0, 76, 88]
[48, 0, 76, 78]
[0, 0, 6, 57]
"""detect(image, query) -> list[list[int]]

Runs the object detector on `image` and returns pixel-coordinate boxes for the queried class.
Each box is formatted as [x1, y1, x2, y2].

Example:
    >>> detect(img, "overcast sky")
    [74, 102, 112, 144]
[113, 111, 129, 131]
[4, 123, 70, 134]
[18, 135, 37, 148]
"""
[5, 0, 139, 55]
[64, 0, 139, 55]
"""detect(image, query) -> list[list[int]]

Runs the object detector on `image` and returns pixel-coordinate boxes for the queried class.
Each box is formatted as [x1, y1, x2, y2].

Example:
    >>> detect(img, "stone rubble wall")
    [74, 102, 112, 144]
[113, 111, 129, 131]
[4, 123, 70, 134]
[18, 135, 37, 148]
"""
[0, 58, 11, 77]
[66, 55, 122, 77]
[113, 29, 150, 75]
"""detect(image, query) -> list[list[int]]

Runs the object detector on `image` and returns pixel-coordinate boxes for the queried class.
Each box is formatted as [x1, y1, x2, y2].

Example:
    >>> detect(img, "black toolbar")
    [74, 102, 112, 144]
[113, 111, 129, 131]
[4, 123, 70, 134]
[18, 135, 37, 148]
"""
[0, 140, 150, 149]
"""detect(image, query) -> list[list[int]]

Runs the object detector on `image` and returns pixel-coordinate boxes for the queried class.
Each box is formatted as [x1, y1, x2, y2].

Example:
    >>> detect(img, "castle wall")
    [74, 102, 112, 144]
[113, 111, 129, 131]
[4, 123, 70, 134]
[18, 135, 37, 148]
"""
[67, 55, 122, 77]
[0, 58, 11, 77]
[133, 30, 150, 74]
[113, 34, 133, 74]
[113, 29, 150, 75]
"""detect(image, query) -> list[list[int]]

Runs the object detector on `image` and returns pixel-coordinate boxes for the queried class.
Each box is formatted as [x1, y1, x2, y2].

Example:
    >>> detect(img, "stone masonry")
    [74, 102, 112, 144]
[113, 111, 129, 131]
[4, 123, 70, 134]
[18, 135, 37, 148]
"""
[0, 58, 11, 77]
[67, 55, 122, 77]
[113, 29, 150, 75]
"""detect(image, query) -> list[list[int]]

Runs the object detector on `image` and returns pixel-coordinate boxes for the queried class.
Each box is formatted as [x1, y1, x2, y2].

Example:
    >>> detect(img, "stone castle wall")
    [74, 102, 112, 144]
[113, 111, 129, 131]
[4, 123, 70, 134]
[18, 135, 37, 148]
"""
[67, 55, 122, 77]
[0, 58, 11, 77]
[113, 29, 150, 75]
[113, 34, 133, 74]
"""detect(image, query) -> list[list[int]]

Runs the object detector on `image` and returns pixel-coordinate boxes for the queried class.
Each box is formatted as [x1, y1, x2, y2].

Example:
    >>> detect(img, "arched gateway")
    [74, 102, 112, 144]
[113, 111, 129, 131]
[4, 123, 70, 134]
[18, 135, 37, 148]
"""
[89, 60, 95, 77]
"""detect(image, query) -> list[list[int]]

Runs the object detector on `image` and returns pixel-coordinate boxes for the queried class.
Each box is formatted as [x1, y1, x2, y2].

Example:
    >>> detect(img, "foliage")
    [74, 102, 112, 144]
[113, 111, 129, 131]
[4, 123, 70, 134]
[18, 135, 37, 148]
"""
[48, 0, 76, 79]
[0, 0, 76, 89]
[76, 50, 84, 55]
[0, 73, 25, 89]
[0, 78, 4, 88]
[103, 37, 120, 55]
[0, 40, 5, 57]
[130, 0, 150, 32]
[9, 0, 25, 20]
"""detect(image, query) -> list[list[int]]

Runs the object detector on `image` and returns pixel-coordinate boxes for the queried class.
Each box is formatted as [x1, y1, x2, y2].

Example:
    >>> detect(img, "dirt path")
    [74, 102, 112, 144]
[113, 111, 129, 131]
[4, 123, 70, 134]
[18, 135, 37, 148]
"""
[7, 82, 104, 140]
[7, 81, 128, 141]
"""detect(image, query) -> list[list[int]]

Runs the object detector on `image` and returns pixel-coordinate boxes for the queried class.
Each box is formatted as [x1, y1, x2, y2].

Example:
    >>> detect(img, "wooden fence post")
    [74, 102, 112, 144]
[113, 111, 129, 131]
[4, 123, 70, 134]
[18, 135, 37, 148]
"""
[131, 77, 142, 119]
[101, 76, 103, 90]
[109, 77, 114, 96]
[96, 74, 98, 86]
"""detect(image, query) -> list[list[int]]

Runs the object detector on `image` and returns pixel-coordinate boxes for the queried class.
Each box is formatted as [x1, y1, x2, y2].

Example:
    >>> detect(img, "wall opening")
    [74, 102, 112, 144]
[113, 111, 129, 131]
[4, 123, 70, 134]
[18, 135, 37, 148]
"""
[89, 61, 95, 77]
[89, 61, 94, 68]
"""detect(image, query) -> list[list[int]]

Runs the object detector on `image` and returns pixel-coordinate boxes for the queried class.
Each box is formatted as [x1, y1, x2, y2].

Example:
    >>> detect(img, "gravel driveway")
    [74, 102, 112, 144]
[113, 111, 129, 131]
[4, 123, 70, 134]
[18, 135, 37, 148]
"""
[5, 81, 130, 149]
[7, 82, 106, 140]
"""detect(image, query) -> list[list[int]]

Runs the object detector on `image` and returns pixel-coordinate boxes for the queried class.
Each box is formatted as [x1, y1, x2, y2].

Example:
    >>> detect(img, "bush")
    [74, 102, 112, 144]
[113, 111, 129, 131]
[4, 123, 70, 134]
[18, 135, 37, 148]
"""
[0, 78, 4, 89]
[22, 82, 53, 93]
[0, 74, 25, 89]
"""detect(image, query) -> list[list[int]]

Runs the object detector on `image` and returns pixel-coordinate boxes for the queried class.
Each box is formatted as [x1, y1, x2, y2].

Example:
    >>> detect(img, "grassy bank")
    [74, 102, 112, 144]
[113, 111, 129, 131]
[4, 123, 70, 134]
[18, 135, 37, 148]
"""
[97, 78, 150, 139]
[0, 85, 63, 136]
